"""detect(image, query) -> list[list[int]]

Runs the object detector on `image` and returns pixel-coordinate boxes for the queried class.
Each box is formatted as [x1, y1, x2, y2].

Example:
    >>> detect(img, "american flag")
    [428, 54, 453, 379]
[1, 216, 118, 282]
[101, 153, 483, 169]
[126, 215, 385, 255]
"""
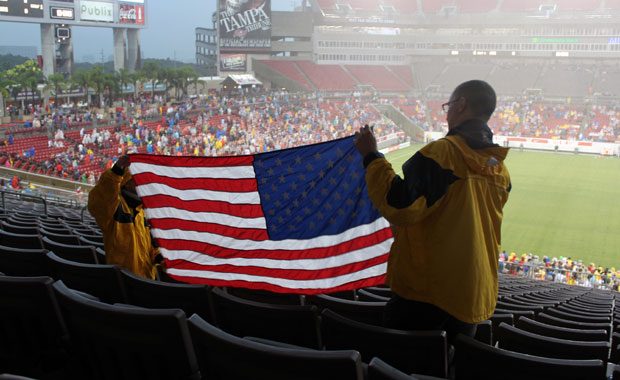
[129, 136, 393, 294]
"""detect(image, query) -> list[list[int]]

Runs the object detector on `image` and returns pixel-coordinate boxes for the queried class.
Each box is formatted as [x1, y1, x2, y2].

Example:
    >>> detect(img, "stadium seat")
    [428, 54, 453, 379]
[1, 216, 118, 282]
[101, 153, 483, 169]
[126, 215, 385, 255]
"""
[556, 304, 611, 318]
[187, 314, 364, 380]
[537, 312, 612, 334]
[0, 221, 39, 235]
[357, 289, 390, 302]
[320, 309, 448, 378]
[496, 322, 610, 361]
[515, 316, 608, 342]
[0, 230, 44, 250]
[453, 334, 606, 380]
[0, 374, 40, 380]
[77, 235, 104, 249]
[46, 251, 128, 304]
[307, 293, 386, 326]
[495, 300, 544, 315]
[493, 308, 535, 322]
[0, 276, 70, 378]
[52, 280, 201, 380]
[474, 320, 492, 345]
[36, 222, 73, 235]
[39, 229, 82, 246]
[489, 314, 514, 344]
[544, 307, 611, 324]
[211, 287, 322, 349]
[0, 245, 51, 277]
[41, 236, 99, 265]
[225, 286, 303, 305]
[367, 357, 449, 380]
[361, 286, 394, 298]
[120, 269, 215, 324]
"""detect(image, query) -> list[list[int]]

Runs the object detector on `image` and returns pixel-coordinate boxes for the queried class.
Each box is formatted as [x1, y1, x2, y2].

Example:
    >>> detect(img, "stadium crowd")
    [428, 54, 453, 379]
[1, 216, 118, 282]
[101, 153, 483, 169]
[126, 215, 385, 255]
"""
[499, 251, 620, 291]
[2, 90, 404, 183]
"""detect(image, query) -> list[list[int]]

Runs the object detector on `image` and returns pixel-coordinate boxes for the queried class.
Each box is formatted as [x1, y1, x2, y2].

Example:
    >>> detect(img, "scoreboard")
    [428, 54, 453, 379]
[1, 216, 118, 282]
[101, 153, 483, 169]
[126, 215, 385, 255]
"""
[0, 0, 44, 18]
[0, 0, 146, 28]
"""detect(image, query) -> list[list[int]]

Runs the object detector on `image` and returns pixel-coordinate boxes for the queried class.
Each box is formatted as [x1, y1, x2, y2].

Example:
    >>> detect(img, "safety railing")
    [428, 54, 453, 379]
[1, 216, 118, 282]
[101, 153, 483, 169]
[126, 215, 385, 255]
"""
[499, 260, 619, 291]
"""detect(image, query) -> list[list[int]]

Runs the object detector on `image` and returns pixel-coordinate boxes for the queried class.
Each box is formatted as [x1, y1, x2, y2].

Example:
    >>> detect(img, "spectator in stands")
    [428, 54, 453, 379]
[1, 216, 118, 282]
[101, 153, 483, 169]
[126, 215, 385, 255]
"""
[354, 80, 511, 341]
[88, 155, 161, 279]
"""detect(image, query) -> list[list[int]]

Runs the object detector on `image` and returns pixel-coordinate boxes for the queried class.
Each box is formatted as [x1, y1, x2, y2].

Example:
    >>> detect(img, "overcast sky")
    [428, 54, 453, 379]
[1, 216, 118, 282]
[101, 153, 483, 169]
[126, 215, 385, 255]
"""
[0, 0, 296, 63]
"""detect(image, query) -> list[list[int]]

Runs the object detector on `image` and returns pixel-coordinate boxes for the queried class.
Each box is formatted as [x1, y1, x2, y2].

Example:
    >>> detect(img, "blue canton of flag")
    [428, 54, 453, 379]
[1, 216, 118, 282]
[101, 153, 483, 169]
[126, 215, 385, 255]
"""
[255, 136, 381, 240]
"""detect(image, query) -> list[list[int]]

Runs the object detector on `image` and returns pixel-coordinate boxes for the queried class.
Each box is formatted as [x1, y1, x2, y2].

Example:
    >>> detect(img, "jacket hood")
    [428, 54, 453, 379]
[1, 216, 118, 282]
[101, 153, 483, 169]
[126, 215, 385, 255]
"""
[446, 119, 509, 175]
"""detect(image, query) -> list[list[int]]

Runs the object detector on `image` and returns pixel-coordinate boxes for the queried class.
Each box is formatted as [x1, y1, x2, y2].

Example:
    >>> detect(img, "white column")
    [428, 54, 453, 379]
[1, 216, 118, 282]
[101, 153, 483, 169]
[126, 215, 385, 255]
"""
[40, 24, 56, 77]
[127, 29, 140, 72]
[113, 28, 127, 72]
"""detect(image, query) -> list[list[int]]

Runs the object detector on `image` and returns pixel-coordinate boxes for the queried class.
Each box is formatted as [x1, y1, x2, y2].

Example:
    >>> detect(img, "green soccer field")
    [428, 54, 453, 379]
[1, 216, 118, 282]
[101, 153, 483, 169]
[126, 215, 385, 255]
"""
[385, 144, 620, 270]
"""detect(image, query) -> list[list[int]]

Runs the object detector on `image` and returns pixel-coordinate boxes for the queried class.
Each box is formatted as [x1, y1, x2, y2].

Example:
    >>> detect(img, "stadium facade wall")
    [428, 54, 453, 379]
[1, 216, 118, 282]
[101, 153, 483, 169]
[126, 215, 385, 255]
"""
[426, 132, 620, 155]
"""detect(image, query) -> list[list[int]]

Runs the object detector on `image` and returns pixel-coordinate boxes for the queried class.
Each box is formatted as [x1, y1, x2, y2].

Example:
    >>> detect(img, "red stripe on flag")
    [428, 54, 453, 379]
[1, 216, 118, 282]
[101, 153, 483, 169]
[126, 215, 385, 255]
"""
[150, 218, 269, 241]
[134, 172, 258, 192]
[130, 153, 254, 167]
[143, 195, 264, 218]
[165, 253, 389, 281]
[155, 227, 393, 260]
[166, 274, 387, 295]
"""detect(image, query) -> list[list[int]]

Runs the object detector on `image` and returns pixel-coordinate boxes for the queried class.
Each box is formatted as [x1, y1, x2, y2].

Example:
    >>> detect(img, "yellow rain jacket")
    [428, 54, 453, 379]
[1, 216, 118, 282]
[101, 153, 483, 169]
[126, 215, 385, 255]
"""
[88, 167, 159, 279]
[365, 119, 511, 323]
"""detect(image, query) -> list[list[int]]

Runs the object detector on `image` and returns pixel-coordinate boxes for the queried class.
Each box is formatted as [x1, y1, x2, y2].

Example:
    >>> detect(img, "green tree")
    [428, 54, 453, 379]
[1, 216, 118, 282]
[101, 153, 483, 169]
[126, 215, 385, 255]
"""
[176, 66, 195, 99]
[44, 73, 66, 105]
[116, 68, 132, 97]
[4, 60, 43, 110]
[129, 70, 144, 100]
[189, 70, 202, 97]
[71, 69, 92, 105]
[141, 61, 160, 102]
[88, 66, 111, 107]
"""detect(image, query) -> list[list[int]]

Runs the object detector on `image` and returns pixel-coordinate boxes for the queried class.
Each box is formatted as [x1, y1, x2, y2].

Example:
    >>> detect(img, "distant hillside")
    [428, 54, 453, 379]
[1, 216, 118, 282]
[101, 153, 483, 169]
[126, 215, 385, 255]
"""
[75, 58, 212, 75]
[0, 54, 30, 71]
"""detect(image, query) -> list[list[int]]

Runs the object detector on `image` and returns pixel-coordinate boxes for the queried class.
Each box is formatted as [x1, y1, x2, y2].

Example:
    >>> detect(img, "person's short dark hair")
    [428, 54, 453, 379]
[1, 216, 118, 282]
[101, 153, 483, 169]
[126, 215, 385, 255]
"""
[452, 80, 497, 121]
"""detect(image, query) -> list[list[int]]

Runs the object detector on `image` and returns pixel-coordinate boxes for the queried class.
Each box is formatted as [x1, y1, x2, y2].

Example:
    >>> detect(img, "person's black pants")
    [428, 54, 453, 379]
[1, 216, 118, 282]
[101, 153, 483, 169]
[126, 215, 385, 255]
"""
[384, 294, 477, 343]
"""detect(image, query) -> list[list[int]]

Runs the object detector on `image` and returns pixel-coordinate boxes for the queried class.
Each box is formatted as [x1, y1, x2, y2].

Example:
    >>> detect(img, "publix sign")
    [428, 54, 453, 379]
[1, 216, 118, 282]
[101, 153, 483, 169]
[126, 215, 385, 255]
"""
[80, 1, 114, 22]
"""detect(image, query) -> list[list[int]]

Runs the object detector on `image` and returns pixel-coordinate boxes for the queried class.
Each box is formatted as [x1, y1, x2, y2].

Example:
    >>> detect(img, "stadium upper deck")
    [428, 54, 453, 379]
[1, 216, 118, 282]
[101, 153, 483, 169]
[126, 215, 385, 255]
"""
[314, 0, 617, 14]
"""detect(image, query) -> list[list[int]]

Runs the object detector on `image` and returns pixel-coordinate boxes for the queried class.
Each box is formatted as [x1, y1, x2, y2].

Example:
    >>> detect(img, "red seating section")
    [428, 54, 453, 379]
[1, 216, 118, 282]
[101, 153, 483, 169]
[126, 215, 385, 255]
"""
[260, 61, 313, 90]
[295, 61, 358, 92]
[345, 66, 411, 92]
[456, 0, 498, 12]
[390, 66, 414, 88]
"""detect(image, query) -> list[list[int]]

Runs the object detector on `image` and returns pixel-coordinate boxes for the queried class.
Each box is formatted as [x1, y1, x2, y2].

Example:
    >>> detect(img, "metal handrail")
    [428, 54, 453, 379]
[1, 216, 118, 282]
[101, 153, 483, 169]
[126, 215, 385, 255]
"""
[499, 260, 619, 291]
[0, 189, 48, 216]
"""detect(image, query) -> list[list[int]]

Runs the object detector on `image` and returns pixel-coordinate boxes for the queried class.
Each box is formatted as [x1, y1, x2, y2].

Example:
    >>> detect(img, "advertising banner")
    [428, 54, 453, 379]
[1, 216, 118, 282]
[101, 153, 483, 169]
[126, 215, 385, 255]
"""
[220, 53, 247, 72]
[218, 0, 271, 53]
[80, 1, 113, 22]
[119, 3, 144, 24]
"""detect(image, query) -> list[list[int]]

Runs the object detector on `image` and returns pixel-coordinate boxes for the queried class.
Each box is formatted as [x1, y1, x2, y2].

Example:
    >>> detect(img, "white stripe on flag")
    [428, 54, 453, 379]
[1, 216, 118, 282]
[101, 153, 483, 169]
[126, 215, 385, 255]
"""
[136, 183, 261, 204]
[131, 162, 255, 179]
[167, 262, 388, 290]
[160, 238, 393, 270]
[145, 207, 267, 229]
[151, 218, 391, 251]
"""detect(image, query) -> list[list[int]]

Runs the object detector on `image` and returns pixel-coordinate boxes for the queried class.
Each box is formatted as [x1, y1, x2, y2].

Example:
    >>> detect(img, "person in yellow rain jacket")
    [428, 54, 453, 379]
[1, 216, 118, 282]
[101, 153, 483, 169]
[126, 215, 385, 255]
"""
[88, 155, 160, 279]
[354, 80, 511, 341]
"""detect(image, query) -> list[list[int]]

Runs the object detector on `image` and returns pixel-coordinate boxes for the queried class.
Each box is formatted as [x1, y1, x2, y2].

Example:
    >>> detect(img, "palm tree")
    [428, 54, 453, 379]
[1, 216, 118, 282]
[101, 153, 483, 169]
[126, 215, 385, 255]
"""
[176, 66, 195, 99]
[71, 69, 92, 105]
[190, 71, 202, 97]
[116, 68, 132, 99]
[129, 70, 144, 100]
[141, 61, 160, 102]
[88, 66, 108, 107]
[44, 73, 66, 106]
